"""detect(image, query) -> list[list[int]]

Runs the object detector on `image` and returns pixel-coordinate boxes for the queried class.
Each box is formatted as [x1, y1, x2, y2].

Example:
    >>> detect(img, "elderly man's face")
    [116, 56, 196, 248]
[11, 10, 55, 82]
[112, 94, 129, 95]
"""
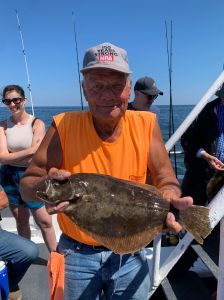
[83, 69, 132, 122]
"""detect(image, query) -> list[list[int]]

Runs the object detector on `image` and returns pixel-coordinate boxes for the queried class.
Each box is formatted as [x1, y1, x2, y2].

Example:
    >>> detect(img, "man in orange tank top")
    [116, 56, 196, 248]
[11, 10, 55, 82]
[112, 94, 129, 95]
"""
[20, 42, 193, 300]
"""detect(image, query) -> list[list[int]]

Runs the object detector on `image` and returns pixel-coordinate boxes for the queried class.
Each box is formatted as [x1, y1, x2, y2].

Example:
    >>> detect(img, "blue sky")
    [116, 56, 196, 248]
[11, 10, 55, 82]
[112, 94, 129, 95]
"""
[0, 0, 223, 106]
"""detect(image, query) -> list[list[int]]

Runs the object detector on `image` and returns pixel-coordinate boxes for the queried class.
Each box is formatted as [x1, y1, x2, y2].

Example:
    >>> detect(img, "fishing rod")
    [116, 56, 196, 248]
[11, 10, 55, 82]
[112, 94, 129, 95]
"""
[165, 20, 177, 176]
[72, 12, 84, 110]
[165, 20, 174, 138]
[15, 9, 35, 116]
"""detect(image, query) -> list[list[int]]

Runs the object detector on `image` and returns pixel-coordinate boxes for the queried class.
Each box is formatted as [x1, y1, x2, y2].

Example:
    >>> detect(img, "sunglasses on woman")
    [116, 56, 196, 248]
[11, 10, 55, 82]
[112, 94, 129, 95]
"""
[2, 97, 24, 106]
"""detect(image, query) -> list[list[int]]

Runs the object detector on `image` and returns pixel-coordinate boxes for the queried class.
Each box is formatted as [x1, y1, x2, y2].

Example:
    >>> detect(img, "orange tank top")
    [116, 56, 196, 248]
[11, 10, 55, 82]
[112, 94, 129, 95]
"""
[53, 110, 156, 245]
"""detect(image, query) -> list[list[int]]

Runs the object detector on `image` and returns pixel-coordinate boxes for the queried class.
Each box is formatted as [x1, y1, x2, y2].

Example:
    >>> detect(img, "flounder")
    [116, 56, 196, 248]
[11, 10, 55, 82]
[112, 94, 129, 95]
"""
[37, 173, 212, 254]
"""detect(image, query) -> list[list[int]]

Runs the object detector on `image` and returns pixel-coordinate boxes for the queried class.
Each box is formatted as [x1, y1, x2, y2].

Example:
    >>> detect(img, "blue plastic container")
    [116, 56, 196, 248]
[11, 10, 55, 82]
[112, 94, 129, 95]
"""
[0, 261, 9, 300]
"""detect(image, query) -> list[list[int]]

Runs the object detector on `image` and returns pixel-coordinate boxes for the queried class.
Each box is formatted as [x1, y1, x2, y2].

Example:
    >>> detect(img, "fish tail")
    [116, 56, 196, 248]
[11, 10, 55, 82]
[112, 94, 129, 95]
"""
[179, 205, 212, 244]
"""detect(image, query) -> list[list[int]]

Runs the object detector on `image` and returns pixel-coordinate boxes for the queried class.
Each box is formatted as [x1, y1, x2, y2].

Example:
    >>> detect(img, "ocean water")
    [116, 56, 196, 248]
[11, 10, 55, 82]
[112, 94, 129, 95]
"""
[0, 105, 194, 176]
[158, 105, 194, 176]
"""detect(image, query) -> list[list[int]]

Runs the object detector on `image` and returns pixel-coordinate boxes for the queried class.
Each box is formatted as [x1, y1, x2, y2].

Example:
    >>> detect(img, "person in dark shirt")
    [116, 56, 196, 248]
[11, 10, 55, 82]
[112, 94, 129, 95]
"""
[128, 76, 163, 117]
[169, 84, 224, 280]
[181, 84, 224, 206]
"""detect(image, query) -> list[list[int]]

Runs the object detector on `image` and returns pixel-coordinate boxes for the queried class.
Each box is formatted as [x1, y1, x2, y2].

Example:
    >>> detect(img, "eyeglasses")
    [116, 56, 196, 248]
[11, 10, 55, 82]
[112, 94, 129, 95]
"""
[2, 97, 24, 106]
[140, 92, 158, 101]
[143, 94, 158, 101]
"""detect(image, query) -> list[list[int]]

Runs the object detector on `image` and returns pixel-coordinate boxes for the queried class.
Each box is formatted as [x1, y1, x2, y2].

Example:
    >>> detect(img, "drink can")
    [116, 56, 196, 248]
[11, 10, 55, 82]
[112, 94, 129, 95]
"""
[0, 261, 9, 300]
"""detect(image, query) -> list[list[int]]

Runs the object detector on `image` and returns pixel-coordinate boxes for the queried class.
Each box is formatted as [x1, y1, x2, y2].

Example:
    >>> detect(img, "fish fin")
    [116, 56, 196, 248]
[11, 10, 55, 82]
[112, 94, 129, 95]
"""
[84, 226, 163, 254]
[179, 205, 212, 244]
[207, 171, 224, 200]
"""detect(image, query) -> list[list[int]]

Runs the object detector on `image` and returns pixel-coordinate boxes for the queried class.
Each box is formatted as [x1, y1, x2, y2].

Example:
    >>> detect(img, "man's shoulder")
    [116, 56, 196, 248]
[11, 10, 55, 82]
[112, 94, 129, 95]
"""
[202, 98, 220, 112]
[196, 98, 219, 122]
[53, 111, 90, 128]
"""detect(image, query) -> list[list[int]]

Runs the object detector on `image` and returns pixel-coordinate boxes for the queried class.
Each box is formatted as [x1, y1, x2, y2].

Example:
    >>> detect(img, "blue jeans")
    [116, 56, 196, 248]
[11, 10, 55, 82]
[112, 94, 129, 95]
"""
[57, 234, 150, 300]
[0, 229, 39, 290]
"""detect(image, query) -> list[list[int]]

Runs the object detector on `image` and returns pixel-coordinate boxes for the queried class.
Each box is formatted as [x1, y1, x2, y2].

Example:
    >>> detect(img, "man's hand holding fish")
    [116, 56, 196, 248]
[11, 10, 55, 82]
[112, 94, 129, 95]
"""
[164, 195, 193, 234]
[44, 167, 71, 214]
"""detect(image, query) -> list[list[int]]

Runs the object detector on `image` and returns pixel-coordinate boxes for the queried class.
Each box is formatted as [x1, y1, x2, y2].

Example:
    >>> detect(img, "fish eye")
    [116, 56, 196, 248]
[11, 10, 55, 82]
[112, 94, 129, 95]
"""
[53, 182, 60, 188]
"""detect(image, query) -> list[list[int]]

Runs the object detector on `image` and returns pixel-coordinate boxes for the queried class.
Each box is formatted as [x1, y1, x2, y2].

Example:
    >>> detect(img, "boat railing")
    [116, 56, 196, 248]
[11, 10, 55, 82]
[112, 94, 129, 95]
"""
[169, 150, 184, 155]
[165, 70, 224, 152]
[149, 187, 224, 299]
[149, 70, 224, 299]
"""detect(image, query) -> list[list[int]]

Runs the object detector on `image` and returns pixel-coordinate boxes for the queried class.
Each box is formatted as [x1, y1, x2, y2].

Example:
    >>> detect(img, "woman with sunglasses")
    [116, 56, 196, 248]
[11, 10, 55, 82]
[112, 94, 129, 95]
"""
[0, 85, 57, 252]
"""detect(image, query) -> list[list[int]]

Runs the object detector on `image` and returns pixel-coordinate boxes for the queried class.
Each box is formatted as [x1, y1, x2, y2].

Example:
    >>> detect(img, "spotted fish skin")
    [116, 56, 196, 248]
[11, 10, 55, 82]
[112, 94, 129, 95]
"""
[37, 173, 168, 236]
[36, 173, 211, 254]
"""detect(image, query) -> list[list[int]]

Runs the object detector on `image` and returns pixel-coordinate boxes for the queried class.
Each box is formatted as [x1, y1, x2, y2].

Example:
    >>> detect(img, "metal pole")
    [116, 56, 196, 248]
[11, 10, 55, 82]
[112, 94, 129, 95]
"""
[15, 9, 35, 116]
[149, 235, 162, 292]
[158, 186, 224, 284]
[217, 218, 224, 300]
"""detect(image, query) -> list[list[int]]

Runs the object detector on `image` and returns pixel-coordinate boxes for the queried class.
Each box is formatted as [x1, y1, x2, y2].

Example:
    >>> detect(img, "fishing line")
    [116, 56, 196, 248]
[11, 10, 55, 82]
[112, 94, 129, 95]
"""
[72, 12, 84, 110]
[15, 9, 35, 116]
[165, 20, 177, 177]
